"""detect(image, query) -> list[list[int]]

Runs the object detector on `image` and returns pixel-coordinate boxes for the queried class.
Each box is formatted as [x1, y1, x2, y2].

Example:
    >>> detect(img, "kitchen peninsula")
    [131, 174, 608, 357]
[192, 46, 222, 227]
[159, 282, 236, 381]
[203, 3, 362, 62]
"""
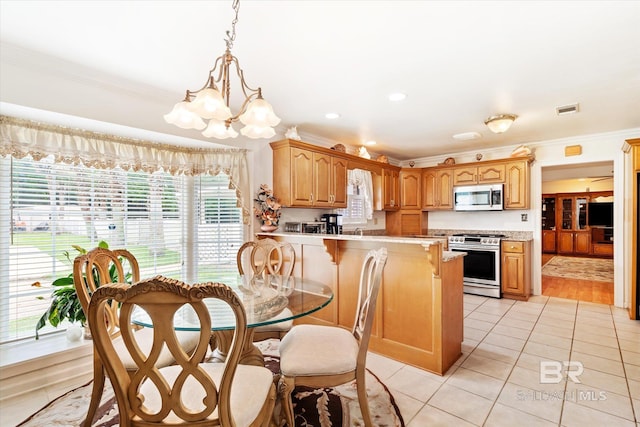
[257, 232, 464, 375]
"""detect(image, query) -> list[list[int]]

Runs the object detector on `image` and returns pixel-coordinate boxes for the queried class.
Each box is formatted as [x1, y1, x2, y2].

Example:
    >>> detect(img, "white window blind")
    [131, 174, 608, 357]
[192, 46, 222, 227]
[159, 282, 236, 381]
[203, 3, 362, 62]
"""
[0, 155, 243, 343]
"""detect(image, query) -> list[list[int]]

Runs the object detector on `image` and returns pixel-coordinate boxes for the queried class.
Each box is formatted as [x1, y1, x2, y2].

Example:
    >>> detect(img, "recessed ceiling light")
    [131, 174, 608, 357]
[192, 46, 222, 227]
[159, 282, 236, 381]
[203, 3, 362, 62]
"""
[388, 92, 407, 102]
[453, 132, 482, 141]
[325, 112, 341, 119]
[365, 140, 377, 146]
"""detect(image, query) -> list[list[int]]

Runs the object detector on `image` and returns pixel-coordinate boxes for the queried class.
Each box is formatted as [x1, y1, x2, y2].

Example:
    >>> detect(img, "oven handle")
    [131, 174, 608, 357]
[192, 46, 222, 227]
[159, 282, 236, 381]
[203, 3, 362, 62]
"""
[450, 246, 500, 252]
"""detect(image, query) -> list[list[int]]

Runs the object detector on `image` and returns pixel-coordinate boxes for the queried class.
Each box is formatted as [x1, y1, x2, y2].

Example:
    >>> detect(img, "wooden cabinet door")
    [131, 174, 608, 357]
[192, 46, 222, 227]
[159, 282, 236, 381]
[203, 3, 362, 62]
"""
[478, 164, 505, 183]
[400, 169, 421, 209]
[290, 148, 313, 206]
[574, 231, 591, 254]
[331, 156, 348, 207]
[438, 169, 453, 209]
[502, 252, 525, 295]
[312, 152, 332, 207]
[383, 168, 400, 210]
[542, 230, 556, 253]
[558, 232, 575, 254]
[422, 169, 438, 209]
[505, 161, 529, 209]
[453, 166, 477, 185]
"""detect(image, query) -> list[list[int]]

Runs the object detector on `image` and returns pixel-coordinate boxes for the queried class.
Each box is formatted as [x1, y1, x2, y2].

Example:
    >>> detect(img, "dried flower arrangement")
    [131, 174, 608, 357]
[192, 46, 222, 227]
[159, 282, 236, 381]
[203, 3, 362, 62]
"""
[253, 184, 281, 226]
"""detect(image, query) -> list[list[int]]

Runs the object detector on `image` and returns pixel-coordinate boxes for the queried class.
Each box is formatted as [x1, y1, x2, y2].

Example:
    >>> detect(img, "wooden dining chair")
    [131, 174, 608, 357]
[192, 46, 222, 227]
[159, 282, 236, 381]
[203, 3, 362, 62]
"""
[246, 239, 296, 341]
[278, 247, 388, 427]
[87, 275, 276, 427]
[73, 247, 200, 427]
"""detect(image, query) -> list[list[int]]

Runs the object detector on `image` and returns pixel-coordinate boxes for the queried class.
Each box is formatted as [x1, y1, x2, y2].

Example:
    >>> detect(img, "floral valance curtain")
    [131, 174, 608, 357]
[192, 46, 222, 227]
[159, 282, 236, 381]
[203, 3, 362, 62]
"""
[0, 115, 251, 222]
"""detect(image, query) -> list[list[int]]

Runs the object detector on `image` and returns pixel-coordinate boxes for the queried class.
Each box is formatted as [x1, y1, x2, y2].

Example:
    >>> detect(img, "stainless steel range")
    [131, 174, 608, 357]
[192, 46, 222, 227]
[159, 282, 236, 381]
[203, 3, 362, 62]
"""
[448, 233, 505, 298]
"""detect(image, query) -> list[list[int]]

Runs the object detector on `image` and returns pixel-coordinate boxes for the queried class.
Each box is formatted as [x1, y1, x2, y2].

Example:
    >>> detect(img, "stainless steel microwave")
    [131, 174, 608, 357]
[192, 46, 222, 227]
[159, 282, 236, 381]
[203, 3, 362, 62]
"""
[453, 184, 504, 211]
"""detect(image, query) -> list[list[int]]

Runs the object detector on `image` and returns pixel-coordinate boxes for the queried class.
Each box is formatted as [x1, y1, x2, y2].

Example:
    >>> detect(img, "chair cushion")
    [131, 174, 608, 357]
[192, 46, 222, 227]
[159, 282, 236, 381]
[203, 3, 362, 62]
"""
[138, 363, 274, 427]
[113, 328, 201, 369]
[253, 308, 294, 332]
[279, 324, 359, 376]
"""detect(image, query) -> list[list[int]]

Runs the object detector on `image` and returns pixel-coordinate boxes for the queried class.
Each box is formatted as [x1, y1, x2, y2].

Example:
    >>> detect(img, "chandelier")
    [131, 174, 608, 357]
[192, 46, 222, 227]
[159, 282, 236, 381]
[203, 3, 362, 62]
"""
[164, 0, 280, 139]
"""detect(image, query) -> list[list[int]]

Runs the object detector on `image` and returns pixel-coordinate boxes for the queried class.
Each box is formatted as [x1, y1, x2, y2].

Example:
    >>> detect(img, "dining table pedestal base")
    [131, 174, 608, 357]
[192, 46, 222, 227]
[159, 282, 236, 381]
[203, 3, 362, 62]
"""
[211, 329, 265, 366]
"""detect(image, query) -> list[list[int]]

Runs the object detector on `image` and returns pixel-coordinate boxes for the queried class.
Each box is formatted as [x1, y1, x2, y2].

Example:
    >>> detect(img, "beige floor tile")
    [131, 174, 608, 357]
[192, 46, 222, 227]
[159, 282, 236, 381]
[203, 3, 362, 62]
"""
[482, 332, 526, 352]
[497, 318, 535, 331]
[576, 365, 631, 396]
[523, 340, 571, 361]
[561, 398, 636, 426]
[464, 326, 489, 341]
[484, 402, 557, 427]
[528, 330, 573, 350]
[389, 389, 425, 424]
[464, 309, 473, 317]
[428, 383, 493, 426]
[491, 324, 532, 340]
[509, 303, 544, 316]
[366, 352, 405, 381]
[574, 322, 616, 337]
[467, 310, 502, 324]
[507, 365, 567, 392]
[525, 295, 549, 304]
[617, 329, 640, 342]
[532, 323, 574, 339]
[632, 398, 640, 424]
[614, 321, 640, 334]
[571, 351, 625, 377]
[474, 342, 521, 364]
[496, 382, 563, 423]
[619, 338, 640, 354]
[571, 330, 619, 348]
[502, 311, 540, 323]
[625, 363, 640, 381]
[445, 366, 505, 400]
[571, 339, 622, 362]
[538, 309, 576, 323]
[626, 378, 639, 400]
[384, 365, 444, 402]
[407, 404, 476, 427]
[575, 314, 614, 328]
[535, 316, 575, 330]
[623, 349, 640, 366]
[578, 301, 612, 314]
[475, 304, 511, 317]
[461, 353, 514, 380]
[516, 352, 561, 373]
[465, 318, 496, 332]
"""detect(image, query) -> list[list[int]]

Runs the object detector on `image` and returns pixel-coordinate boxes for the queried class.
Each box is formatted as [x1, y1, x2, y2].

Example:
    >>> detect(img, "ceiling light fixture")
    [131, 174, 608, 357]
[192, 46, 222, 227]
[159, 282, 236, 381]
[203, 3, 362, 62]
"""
[164, 0, 280, 139]
[484, 114, 518, 134]
[325, 112, 341, 119]
[388, 92, 407, 102]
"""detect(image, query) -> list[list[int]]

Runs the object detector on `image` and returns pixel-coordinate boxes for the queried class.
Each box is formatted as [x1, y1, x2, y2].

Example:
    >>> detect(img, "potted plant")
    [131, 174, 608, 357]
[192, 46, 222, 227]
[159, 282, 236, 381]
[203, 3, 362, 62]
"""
[253, 184, 282, 232]
[33, 240, 112, 339]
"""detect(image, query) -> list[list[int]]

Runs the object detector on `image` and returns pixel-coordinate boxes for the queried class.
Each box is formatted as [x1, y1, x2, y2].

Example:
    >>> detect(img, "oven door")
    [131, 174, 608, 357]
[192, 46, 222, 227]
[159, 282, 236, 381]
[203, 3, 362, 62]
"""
[450, 245, 501, 297]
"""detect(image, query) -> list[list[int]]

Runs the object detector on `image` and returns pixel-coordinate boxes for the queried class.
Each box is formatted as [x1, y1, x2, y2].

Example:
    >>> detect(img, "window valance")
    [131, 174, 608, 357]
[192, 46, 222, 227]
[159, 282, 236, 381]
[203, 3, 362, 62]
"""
[0, 115, 251, 222]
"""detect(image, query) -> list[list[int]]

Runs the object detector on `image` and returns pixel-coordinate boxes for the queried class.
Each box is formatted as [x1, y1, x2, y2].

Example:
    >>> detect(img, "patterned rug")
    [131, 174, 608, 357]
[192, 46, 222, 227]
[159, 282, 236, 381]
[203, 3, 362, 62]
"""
[18, 339, 404, 427]
[541, 256, 614, 282]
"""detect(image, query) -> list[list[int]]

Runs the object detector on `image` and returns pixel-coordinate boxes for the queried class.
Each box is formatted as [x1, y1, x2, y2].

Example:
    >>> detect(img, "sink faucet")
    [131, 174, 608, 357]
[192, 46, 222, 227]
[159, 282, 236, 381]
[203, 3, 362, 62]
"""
[354, 228, 364, 236]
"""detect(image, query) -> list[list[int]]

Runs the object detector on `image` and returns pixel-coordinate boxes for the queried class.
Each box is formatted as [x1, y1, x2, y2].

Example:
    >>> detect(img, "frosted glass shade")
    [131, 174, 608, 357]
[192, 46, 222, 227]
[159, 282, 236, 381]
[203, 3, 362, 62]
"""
[164, 101, 206, 130]
[190, 88, 232, 120]
[202, 119, 239, 139]
[240, 125, 276, 139]
[484, 114, 517, 134]
[239, 98, 281, 127]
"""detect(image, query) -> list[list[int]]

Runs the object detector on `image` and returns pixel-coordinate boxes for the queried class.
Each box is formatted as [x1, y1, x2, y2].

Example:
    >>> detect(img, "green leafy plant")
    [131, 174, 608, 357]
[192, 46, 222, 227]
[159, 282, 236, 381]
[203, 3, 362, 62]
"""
[34, 240, 111, 339]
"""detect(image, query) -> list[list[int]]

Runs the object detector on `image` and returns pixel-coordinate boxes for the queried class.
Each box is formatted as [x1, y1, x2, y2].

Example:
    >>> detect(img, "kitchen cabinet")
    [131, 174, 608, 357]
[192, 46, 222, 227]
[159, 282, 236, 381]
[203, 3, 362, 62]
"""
[453, 164, 505, 185]
[557, 195, 590, 255]
[422, 167, 453, 210]
[501, 240, 531, 301]
[542, 195, 556, 253]
[400, 169, 421, 209]
[385, 209, 427, 236]
[271, 139, 348, 208]
[383, 167, 400, 210]
[504, 160, 530, 209]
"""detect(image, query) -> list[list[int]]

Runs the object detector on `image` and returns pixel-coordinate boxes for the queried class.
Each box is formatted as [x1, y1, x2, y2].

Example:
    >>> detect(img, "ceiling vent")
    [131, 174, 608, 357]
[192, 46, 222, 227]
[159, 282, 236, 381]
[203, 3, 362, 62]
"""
[556, 103, 580, 116]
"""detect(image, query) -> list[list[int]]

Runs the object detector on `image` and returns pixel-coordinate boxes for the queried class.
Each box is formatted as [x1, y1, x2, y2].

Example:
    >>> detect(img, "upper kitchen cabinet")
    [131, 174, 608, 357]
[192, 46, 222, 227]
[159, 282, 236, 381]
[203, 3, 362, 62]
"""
[453, 164, 506, 185]
[383, 167, 400, 210]
[504, 159, 530, 209]
[422, 167, 453, 210]
[400, 169, 421, 209]
[271, 139, 348, 208]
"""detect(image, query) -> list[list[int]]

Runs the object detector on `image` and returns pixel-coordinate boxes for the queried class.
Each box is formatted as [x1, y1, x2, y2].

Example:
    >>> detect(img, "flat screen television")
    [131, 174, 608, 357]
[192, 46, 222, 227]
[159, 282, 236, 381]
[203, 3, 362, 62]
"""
[588, 202, 613, 227]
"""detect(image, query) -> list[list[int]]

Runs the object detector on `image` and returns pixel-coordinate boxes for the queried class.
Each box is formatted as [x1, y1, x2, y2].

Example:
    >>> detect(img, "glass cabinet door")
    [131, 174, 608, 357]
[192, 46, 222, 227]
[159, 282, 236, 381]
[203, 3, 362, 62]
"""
[542, 197, 556, 230]
[561, 198, 573, 230]
[576, 197, 588, 230]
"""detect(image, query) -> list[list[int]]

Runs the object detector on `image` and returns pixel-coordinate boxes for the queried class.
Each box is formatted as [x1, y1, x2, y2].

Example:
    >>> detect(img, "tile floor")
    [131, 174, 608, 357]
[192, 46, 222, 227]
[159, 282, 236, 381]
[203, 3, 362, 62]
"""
[366, 294, 640, 426]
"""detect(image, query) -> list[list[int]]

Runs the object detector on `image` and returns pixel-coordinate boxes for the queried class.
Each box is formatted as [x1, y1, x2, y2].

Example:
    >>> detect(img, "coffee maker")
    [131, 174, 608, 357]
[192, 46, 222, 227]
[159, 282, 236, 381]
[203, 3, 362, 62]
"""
[320, 213, 342, 234]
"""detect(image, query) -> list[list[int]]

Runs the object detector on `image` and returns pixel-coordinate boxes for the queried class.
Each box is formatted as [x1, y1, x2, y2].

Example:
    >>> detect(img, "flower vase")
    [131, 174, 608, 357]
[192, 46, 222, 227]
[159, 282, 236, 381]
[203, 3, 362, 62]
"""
[260, 224, 278, 232]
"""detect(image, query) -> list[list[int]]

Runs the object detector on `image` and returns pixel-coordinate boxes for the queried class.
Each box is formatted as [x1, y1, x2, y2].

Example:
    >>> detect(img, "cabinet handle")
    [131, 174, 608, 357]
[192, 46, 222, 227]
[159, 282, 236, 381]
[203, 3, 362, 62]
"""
[310, 193, 313, 203]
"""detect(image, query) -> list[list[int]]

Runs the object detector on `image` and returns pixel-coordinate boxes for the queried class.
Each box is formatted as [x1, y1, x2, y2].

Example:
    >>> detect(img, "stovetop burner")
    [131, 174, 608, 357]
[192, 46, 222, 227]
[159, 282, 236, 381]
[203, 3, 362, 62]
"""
[448, 233, 505, 246]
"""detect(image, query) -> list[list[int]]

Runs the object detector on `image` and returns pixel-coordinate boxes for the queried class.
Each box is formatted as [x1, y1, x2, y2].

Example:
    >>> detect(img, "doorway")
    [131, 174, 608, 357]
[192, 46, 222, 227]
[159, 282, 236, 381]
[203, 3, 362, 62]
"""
[540, 162, 614, 304]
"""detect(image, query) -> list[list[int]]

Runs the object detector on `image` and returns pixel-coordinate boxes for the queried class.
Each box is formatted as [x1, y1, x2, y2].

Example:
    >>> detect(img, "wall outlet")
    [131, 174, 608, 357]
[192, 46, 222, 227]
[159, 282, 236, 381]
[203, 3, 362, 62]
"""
[521, 213, 528, 222]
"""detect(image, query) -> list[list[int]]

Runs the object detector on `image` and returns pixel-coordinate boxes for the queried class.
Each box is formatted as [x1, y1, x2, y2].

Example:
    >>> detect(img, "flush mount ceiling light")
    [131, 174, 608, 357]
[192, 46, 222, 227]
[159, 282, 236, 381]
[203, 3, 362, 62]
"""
[164, 0, 280, 139]
[484, 114, 518, 134]
[325, 112, 341, 119]
[388, 92, 407, 102]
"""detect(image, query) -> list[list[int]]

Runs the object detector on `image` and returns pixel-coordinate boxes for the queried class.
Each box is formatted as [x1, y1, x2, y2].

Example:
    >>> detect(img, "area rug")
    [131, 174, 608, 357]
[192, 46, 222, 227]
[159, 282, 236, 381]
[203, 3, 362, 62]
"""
[19, 339, 404, 427]
[541, 256, 614, 282]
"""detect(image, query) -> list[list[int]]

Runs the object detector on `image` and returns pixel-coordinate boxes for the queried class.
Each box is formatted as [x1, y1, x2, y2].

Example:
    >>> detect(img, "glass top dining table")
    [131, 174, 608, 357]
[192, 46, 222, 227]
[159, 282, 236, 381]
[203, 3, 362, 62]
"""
[131, 274, 333, 365]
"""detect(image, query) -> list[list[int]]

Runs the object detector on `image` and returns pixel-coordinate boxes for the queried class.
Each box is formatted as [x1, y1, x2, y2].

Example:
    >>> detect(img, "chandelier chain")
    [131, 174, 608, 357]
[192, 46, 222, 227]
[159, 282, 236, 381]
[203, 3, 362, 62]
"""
[225, 0, 241, 50]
